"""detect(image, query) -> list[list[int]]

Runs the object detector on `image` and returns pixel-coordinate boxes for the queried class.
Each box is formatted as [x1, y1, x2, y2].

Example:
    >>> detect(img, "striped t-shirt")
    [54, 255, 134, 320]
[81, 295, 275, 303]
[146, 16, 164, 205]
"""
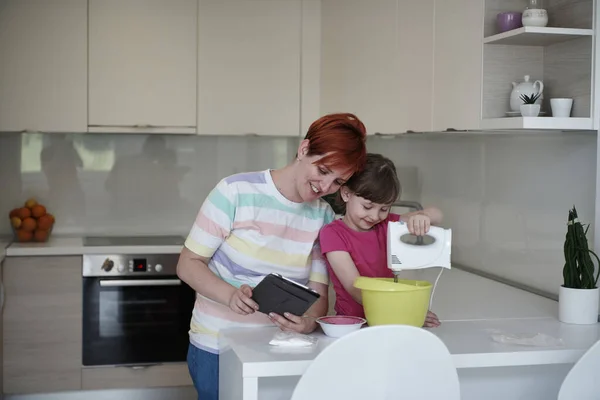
[184, 169, 335, 354]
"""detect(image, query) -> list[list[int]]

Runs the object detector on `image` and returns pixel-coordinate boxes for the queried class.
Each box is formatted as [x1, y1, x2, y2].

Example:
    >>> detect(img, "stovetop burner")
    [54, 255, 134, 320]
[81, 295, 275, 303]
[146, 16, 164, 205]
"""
[83, 235, 185, 247]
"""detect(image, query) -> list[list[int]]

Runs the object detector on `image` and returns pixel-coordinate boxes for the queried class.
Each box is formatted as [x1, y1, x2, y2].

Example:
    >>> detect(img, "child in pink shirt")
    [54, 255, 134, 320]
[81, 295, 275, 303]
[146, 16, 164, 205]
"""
[319, 153, 443, 327]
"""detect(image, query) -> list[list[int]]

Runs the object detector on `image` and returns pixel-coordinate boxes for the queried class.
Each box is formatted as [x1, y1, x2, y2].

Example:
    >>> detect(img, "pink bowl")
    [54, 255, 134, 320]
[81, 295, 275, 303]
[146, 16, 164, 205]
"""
[317, 316, 366, 338]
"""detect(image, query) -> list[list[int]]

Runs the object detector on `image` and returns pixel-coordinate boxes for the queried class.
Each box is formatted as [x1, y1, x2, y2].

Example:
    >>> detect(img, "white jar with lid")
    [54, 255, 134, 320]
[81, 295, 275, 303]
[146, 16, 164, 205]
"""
[522, 0, 548, 27]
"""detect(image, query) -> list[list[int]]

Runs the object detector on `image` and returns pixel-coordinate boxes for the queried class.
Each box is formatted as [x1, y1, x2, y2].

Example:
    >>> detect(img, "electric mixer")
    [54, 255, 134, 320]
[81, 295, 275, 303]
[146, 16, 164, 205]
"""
[387, 221, 452, 307]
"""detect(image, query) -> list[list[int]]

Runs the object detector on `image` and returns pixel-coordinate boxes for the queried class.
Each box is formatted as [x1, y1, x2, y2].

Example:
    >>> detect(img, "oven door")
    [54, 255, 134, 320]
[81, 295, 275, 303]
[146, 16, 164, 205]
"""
[82, 275, 195, 366]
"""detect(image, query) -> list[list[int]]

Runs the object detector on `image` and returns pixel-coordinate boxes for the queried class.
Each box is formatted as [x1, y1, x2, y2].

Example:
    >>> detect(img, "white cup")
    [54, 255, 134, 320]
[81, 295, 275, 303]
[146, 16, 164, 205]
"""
[551, 98, 573, 118]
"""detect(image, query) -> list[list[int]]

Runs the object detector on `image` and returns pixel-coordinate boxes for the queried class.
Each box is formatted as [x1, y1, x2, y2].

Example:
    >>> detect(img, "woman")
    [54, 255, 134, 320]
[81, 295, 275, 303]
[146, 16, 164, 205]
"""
[177, 113, 368, 400]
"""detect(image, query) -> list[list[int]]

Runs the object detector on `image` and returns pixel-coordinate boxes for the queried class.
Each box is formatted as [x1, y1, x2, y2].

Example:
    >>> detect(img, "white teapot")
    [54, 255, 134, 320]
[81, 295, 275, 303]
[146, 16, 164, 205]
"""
[510, 75, 544, 112]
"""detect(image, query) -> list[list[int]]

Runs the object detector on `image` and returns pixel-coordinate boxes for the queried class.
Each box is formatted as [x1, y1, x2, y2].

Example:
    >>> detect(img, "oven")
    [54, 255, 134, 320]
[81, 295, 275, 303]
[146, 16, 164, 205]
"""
[82, 248, 195, 367]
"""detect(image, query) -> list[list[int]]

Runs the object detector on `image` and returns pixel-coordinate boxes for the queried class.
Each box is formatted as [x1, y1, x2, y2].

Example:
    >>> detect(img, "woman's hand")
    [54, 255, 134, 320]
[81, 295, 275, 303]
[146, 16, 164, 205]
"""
[228, 284, 259, 315]
[423, 310, 441, 328]
[269, 312, 316, 334]
[407, 213, 431, 236]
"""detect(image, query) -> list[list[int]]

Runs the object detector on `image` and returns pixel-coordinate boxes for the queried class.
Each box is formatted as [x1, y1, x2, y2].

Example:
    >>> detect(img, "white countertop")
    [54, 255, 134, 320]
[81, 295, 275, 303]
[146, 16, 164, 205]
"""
[5, 236, 184, 256]
[0, 238, 11, 263]
[220, 268, 600, 377]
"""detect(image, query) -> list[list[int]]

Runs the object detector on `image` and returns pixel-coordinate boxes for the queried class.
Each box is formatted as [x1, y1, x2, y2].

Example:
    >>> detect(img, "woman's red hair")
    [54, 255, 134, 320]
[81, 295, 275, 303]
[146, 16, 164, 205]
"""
[304, 113, 367, 175]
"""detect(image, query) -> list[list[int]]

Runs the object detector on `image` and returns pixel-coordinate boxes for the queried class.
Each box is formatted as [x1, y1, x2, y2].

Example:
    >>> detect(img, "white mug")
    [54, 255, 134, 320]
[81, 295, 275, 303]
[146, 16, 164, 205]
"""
[551, 98, 573, 118]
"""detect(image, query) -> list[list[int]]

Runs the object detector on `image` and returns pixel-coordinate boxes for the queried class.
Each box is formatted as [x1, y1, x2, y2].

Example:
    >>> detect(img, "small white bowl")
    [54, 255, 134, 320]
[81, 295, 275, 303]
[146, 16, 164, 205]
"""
[316, 316, 366, 338]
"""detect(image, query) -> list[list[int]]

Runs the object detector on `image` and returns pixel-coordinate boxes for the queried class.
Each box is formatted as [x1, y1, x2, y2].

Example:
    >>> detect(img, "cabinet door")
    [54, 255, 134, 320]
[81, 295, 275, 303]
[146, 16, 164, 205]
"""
[321, 0, 401, 135]
[3, 256, 82, 394]
[0, 0, 87, 133]
[197, 0, 302, 136]
[397, 0, 435, 133]
[88, 0, 197, 133]
[432, 0, 483, 131]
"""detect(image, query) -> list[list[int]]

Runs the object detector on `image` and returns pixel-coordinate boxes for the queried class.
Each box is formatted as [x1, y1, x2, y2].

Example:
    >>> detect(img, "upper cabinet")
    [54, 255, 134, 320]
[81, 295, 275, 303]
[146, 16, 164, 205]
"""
[321, 0, 435, 135]
[0, 0, 87, 133]
[197, 0, 304, 136]
[88, 0, 198, 134]
[432, 0, 484, 132]
[480, 0, 595, 131]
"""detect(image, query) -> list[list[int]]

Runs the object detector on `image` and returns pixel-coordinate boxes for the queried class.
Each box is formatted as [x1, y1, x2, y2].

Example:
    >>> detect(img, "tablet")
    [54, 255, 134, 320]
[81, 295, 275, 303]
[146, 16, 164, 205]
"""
[251, 273, 321, 317]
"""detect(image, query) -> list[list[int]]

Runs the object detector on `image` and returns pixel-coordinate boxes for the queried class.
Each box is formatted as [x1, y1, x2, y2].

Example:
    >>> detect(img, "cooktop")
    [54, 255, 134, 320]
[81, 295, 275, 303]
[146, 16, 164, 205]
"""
[83, 235, 185, 247]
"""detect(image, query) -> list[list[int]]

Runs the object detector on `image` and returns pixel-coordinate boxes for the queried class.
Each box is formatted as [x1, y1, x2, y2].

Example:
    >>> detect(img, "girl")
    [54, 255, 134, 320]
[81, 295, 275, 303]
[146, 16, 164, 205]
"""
[319, 153, 443, 327]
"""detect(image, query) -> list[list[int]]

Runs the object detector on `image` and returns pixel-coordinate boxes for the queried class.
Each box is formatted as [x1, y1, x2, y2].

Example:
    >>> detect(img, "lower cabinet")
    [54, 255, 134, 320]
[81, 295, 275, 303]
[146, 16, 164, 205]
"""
[2, 256, 82, 394]
[82, 364, 192, 390]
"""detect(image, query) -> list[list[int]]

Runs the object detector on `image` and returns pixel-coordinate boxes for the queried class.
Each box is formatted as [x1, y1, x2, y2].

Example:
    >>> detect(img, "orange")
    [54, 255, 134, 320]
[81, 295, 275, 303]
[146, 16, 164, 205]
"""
[31, 204, 46, 218]
[21, 217, 36, 232]
[46, 213, 55, 223]
[9, 208, 20, 218]
[16, 230, 33, 242]
[17, 207, 31, 219]
[10, 217, 22, 229]
[37, 215, 53, 231]
[33, 230, 48, 242]
[25, 198, 37, 208]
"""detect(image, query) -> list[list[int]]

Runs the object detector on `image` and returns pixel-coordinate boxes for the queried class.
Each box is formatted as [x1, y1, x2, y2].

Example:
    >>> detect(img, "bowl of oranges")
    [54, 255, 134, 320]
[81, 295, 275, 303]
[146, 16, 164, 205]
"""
[9, 198, 55, 243]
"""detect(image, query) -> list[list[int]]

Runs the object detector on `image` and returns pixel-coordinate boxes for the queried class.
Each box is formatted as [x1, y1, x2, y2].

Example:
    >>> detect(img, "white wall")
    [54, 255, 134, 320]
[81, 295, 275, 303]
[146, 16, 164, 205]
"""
[0, 130, 596, 296]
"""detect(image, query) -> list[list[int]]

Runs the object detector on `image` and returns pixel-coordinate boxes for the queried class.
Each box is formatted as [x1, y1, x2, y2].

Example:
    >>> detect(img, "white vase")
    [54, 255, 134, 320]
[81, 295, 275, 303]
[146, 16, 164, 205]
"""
[520, 104, 540, 117]
[558, 286, 599, 325]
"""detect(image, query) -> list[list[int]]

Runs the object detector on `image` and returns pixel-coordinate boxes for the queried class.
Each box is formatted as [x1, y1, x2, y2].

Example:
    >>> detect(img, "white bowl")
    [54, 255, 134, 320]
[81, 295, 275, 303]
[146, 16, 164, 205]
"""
[316, 316, 366, 338]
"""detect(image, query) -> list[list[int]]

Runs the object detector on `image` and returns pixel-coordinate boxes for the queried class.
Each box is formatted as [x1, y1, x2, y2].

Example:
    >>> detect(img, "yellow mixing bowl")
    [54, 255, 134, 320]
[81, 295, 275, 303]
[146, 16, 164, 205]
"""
[353, 277, 432, 327]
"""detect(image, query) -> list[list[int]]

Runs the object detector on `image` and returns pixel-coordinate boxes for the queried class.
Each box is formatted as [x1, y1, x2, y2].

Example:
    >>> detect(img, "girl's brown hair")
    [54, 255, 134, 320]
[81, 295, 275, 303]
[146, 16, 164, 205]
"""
[336, 153, 401, 214]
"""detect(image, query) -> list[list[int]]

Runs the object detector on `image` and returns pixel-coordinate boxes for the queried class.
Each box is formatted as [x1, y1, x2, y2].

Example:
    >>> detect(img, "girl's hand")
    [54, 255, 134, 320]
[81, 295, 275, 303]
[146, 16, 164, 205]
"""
[408, 213, 431, 236]
[423, 310, 440, 328]
[269, 312, 316, 334]
[228, 284, 259, 315]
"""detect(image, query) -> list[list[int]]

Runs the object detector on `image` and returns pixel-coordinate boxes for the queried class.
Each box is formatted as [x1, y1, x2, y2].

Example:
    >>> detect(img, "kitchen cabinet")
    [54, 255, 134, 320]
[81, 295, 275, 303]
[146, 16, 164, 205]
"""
[197, 0, 304, 136]
[321, 0, 434, 135]
[2, 256, 82, 395]
[479, 0, 595, 131]
[0, 0, 87, 133]
[82, 363, 192, 390]
[432, 0, 484, 132]
[88, 0, 197, 134]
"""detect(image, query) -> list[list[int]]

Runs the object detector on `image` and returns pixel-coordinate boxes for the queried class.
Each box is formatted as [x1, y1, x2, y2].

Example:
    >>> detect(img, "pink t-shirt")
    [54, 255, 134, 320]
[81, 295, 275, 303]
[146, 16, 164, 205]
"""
[319, 213, 401, 318]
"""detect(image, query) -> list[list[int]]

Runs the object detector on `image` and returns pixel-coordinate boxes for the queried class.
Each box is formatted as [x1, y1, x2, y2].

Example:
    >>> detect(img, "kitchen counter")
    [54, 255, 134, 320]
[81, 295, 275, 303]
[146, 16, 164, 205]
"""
[0, 237, 12, 263]
[219, 268, 600, 400]
[5, 236, 184, 257]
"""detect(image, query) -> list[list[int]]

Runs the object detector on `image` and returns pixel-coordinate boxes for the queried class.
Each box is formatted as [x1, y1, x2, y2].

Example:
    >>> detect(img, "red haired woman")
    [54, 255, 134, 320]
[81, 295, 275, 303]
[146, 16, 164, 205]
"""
[177, 113, 367, 400]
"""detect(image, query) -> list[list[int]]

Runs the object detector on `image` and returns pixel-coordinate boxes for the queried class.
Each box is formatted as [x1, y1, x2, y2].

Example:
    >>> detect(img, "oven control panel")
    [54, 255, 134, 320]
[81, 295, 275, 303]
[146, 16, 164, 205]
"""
[83, 254, 179, 277]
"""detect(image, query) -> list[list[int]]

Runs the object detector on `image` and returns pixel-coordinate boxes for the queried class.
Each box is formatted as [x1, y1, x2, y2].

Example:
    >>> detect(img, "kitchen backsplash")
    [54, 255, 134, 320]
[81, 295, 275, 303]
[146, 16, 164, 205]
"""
[0, 130, 596, 296]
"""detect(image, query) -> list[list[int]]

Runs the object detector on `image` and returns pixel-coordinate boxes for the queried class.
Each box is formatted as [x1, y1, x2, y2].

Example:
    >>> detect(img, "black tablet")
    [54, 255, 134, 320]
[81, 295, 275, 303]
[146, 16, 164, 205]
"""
[251, 273, 320, 317]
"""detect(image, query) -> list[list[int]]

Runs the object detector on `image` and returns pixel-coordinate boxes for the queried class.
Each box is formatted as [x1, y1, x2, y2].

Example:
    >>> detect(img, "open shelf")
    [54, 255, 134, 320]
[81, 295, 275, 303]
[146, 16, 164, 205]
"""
[480, 117, 593, 131]
[483, 27, 593, 46]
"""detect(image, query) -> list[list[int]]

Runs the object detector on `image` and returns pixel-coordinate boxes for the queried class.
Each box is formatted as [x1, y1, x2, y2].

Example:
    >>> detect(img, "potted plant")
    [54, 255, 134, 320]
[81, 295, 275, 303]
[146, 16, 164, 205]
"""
[559, 206, 600, 324]
[519, 93, 541, 117]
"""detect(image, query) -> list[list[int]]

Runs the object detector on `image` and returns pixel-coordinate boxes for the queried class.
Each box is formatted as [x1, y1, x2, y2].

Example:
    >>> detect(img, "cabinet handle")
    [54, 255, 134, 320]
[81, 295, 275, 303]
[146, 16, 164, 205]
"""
[129, 364, 159, 370]
[445, 128, 457, 132]
[133, 124, 155, 129]
[100, 279, 181, 287]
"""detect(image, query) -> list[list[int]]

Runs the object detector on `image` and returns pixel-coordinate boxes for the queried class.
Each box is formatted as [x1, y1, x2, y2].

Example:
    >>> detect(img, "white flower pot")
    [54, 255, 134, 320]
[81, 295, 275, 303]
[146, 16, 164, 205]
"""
[558, 286, 599, 325]
[520, 104, 540, 117]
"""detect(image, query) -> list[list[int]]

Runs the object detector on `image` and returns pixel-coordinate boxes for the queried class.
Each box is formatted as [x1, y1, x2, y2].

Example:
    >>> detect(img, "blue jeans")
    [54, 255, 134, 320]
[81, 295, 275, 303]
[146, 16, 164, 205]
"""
[187, 343, 219, 400]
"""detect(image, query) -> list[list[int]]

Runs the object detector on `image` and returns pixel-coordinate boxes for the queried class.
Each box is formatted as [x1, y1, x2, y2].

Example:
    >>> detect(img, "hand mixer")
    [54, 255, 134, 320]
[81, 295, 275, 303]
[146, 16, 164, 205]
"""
[387, 221, 452, 308]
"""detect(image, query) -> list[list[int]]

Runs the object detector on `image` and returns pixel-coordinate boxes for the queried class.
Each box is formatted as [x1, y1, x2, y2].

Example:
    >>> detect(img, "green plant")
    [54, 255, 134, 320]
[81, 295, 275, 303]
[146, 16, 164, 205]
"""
[520, 93, 541, 104]
[563, 206, 600, 289]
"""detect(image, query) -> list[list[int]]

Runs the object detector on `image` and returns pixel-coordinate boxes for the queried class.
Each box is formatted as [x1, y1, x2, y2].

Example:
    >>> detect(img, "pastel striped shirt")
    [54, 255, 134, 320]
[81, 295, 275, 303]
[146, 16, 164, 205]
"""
[184, 169, 335, 353]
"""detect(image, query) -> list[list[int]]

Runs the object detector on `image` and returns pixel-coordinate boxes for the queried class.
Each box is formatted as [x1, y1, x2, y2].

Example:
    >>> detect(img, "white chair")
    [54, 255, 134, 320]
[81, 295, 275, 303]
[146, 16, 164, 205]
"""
[291, 325, 460, 400]
[558, 338, 600, 400]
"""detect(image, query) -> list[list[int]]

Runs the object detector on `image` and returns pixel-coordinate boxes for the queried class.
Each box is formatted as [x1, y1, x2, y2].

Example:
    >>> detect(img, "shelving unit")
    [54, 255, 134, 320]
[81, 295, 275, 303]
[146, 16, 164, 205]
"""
[483, 26, 593, 46]
[480, 117, 594, 131]
[480, 0, 595, 131]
